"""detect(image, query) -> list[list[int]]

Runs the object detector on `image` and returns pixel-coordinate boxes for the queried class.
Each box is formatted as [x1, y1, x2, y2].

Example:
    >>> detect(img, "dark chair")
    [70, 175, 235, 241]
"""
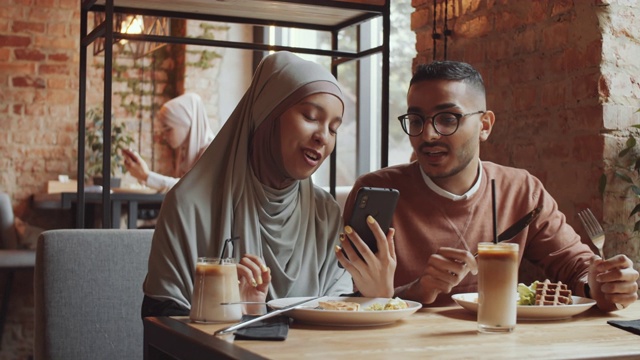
[0, 192, 36, 346]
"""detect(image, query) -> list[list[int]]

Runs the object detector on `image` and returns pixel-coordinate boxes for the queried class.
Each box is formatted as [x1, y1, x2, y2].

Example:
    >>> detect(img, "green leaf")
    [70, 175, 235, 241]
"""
[626, 136, 637, 148]
[619, 147, 631, 158]
[614, 171, 633, 183]
[598, 174, 607, 194]
[618, 136, 636, 158]
[84, 105, 134, 176]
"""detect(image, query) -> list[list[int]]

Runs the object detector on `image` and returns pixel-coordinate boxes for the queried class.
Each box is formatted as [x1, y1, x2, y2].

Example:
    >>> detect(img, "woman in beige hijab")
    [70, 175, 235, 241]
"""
[143, 51, 383, 316]
[123, 92, 215, 193]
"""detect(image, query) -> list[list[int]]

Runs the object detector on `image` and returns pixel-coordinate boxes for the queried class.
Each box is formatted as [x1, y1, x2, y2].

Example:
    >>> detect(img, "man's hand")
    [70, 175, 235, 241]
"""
[401, 247, 478, 304]
[588, 254, 639, 311]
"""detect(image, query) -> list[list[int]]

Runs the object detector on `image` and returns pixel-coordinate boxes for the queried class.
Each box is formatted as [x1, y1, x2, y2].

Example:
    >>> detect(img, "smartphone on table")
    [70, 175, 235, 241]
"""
[340, 187, 400, 265]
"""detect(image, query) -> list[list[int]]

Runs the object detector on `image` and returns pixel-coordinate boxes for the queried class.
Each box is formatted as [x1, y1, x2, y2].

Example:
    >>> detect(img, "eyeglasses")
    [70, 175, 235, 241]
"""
[397, 110, 485, 137]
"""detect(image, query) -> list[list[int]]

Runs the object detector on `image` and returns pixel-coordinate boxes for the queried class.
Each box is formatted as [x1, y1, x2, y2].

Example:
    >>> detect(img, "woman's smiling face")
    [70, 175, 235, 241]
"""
[279, 93, 344, 181]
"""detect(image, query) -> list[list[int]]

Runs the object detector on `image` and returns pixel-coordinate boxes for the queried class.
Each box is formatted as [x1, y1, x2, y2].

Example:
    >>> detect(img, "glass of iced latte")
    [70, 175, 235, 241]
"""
[190, 257, 242, 323]
[477, 242, 519, 333]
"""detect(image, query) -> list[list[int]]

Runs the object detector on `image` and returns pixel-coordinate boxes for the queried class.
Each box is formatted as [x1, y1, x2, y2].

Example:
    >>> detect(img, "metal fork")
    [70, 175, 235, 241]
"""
[577, 208, 624, 310]
[577, 208, 605, 259]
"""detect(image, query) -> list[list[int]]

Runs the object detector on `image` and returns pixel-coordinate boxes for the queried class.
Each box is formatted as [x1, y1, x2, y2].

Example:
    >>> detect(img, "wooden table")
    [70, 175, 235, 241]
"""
[143, 301, 640, 359]
[32, 191, 164, 229]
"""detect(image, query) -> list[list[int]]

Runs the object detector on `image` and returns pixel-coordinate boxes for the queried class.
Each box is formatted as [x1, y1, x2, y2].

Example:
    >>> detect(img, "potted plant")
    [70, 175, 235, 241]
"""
[85, 105, 135, 188]
[600, 122, 640, 233]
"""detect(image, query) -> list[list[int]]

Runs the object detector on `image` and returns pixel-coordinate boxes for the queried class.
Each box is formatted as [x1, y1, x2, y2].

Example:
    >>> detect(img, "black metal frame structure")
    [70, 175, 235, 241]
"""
[78, 0, 390, 228]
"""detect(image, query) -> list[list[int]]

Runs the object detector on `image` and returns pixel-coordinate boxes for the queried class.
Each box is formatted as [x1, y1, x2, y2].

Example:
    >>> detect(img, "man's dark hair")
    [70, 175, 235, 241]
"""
[410, 61, 485, 95]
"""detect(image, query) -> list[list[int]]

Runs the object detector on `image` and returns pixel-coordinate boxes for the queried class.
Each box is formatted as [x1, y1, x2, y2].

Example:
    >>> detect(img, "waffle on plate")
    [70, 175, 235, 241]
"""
[534, 279, 573, 305]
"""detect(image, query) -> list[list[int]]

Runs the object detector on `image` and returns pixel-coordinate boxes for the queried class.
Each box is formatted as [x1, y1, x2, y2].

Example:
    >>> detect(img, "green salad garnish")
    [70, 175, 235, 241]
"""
[517, 281, 540, 305]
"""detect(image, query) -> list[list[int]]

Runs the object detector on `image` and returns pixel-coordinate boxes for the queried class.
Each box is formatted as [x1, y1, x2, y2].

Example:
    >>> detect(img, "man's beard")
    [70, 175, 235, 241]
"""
[420, 137, 476, 180]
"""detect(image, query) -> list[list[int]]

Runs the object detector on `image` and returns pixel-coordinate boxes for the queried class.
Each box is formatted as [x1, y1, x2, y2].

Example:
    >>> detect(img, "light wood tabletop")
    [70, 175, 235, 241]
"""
[144, 300, 640, 360]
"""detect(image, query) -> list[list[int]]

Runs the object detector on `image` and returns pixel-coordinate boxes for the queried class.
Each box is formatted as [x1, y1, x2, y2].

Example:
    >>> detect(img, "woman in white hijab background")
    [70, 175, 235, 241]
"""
[123, 92, 215, 193]
[142, 51, 395, 317]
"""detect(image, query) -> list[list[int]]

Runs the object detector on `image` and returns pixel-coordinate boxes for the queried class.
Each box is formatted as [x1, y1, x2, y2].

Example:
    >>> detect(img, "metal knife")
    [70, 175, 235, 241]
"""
[497, 205, 542, 242]
[473, 206, 542, 256]
[214, 296, 322, 336]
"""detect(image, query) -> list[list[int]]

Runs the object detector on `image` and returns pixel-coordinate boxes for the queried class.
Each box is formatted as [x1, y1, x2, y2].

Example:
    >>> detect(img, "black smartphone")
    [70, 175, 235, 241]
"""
[341, 187, 399, 264]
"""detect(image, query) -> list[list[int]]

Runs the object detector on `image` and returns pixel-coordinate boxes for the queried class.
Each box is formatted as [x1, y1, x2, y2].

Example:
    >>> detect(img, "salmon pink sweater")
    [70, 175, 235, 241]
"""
[344, 161, 593, 306]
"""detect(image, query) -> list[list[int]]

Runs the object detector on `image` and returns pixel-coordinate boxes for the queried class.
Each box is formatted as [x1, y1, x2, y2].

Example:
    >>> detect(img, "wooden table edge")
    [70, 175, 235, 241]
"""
[143, 316, 268, 360]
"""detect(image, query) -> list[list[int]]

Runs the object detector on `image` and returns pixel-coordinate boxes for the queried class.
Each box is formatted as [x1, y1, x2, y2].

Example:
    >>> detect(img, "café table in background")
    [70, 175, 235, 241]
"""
[143, 301, 640, 360]
[32, 191, 164, 229]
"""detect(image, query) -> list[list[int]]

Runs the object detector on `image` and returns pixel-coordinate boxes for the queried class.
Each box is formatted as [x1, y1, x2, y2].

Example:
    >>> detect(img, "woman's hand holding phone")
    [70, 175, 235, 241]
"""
[335, 216, 397, 298]
[122, 148, 150, 182]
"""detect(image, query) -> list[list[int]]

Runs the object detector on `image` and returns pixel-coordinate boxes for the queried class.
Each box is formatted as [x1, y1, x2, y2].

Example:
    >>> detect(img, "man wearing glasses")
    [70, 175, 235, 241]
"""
[338, 60, 638, 311]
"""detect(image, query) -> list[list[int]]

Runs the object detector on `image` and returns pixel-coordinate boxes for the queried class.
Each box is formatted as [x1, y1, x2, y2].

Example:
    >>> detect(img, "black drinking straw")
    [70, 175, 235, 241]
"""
[219, 236, 240, 264]
[491, 179, 498, 244]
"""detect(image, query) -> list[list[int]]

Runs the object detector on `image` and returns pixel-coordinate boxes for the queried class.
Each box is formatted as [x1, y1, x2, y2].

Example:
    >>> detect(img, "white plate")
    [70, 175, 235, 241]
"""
[267, 296, 422, 326]
[451, 292, 596, 320]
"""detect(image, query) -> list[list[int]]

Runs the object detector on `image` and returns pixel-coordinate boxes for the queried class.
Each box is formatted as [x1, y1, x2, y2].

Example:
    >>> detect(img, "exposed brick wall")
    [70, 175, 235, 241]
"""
[183, 20, 229, 135]
[0, 2, 233, 358]
[1, 0, 637, 358]
[2, 1, 77, 357]
[597, 1, 640, 260]
[414, 0, 601, 218]
[411, 0, 639, 280]
[1, 1, 78, 222]
[1, 2, 79, 355]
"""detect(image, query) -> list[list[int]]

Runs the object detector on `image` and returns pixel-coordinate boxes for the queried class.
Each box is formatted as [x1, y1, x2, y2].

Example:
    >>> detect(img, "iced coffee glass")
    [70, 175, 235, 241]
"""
[190, 257, 242, 323]
[477, 242, 519, 333]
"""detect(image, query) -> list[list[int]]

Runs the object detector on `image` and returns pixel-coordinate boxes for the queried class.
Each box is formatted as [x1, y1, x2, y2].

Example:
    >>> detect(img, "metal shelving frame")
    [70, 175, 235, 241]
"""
[78, 0, 390, 228]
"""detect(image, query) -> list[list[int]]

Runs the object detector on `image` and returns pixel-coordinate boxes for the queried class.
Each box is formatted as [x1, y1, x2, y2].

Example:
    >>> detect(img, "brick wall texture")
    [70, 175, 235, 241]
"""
[0, 0, 639, 358]
[1, 1, 79, 356]
[0, 1, 230, 358]
[412, 0, 639, 282]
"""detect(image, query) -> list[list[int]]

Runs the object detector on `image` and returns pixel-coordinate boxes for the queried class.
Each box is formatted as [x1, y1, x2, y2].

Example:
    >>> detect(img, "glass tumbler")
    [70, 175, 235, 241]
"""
[477, 242, 519, 333]
[190, 257, 242, 323]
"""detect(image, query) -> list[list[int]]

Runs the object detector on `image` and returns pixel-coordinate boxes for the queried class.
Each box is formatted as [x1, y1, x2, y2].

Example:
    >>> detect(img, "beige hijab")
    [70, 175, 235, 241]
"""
[144, 51, 353, 309]
[157, 92, 214, 177]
